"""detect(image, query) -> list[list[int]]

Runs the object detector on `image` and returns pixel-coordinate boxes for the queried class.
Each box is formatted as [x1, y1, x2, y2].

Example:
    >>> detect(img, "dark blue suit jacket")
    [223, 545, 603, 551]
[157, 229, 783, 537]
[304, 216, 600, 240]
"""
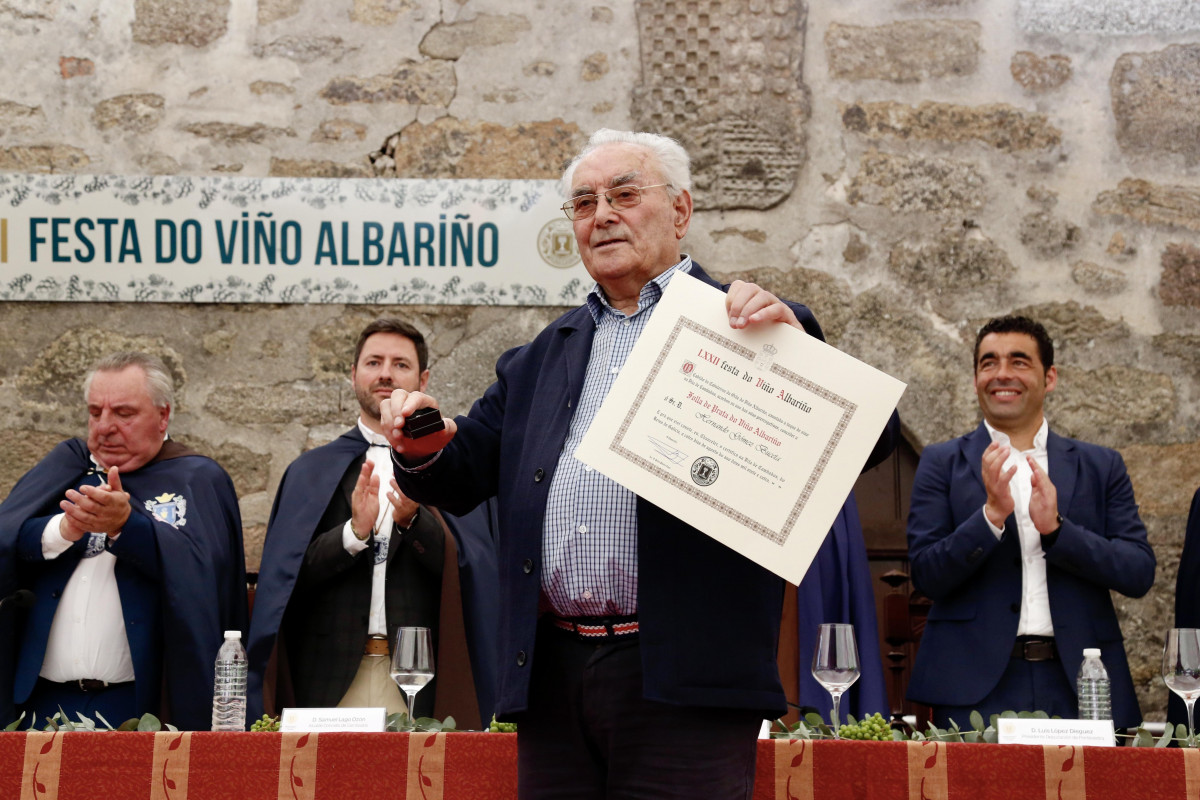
[15, 507, 162, 717]
[396, 264, 899, 718]
[906, 423, 1155, 727]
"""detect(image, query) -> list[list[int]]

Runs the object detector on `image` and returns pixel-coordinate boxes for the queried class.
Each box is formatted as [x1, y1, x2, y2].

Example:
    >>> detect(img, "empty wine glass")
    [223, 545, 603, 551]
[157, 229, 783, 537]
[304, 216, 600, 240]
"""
[1164, 628, 1200, 747]
[812, 623, 860, 738]
[390, 626, 435, 730]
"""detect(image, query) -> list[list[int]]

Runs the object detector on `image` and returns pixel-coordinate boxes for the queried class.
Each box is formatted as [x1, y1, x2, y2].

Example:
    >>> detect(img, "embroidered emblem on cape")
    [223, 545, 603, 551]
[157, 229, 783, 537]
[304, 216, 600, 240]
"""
[146, 492, 188, 528]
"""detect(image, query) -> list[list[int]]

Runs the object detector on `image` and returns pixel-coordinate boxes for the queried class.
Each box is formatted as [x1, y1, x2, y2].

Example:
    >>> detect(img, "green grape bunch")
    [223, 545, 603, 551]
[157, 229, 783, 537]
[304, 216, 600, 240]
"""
[837, 712, 893, 741]
[249, 713, 281, 732]
[488, 714, 517, 733]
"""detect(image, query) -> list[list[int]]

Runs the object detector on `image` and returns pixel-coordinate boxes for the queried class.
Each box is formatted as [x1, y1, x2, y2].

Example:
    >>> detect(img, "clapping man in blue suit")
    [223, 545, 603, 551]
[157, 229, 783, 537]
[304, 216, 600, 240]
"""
[906, 315, 1155, 729]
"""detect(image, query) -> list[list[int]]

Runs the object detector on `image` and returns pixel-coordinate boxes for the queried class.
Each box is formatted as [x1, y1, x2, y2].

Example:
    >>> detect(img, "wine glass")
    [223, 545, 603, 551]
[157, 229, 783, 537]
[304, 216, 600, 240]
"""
[812, 623, 860, 738]
[390, 626, 435, 730]
[1164, 628, 1200, 747]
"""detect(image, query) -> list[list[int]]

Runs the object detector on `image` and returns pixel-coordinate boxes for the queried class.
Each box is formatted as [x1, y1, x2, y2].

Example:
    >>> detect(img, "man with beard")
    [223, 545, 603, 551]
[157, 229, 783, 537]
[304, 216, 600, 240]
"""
[247, 318, 485, 728]
[906, 315, 1154, 728]
[0, 352, 246, 730]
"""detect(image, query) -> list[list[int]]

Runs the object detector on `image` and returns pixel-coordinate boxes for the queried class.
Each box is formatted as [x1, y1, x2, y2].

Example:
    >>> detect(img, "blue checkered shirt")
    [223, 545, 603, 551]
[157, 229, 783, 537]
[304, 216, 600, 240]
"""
[540, 257, 693, 617]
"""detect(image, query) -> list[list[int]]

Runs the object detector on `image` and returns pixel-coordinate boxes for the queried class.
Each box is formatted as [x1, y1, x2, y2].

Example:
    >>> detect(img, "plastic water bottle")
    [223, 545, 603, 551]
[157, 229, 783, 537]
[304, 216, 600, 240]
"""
[1076, 647, 1112, 721]
[211, 630, 247, 731]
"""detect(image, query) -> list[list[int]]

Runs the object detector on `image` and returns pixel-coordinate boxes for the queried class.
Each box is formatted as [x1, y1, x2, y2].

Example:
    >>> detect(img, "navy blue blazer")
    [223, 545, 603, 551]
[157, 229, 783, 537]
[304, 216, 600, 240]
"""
[396, 264, 898, 718]
[906, 422, 1155, 727]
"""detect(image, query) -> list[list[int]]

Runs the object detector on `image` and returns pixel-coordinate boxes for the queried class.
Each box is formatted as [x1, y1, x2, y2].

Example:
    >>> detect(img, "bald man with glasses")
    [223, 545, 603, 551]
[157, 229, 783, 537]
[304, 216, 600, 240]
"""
[382, 129, 900, 800]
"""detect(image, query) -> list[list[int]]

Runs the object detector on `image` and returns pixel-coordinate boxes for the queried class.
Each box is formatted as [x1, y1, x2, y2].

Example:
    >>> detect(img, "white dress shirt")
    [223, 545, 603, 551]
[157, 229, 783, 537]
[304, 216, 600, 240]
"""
[982, 419, 1054, 637]
[38, 464, 135, 683]
[342, 419, 399, 637]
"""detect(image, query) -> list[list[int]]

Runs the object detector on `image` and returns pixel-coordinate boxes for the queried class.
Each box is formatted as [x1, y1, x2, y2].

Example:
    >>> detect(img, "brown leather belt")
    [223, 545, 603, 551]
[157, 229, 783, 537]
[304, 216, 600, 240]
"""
[1011, 637, 1058, 662]
[549, 614, 639, 641]
[364, 636, 390, 656]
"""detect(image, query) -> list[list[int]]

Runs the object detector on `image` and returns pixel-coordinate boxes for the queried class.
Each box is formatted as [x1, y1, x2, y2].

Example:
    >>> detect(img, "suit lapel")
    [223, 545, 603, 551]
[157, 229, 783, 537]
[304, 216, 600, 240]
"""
[1047, 430, 1078, 515]
[962, 422, 991, 489]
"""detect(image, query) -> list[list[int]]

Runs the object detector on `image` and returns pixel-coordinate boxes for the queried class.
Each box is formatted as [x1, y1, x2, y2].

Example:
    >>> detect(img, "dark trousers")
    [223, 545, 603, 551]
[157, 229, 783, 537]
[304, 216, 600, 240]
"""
[22, 677, 139, 728]
[516, 619, 762, 800]
[932, 654, 1076, 729]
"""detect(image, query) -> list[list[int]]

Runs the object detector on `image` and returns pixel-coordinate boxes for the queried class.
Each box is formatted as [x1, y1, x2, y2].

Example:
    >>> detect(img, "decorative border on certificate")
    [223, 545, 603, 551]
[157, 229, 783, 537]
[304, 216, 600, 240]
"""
[607, 316, 856, 545]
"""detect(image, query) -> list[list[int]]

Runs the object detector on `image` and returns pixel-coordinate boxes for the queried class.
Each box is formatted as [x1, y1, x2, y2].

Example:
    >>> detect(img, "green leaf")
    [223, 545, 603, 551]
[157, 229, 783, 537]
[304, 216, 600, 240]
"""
[982, 727, 999, 744]
[4, 712, 26, 732]
[969, 710, 984, 731]
[1133, 728, 1154, 747]
[117, 718, 141, 731]
[1156, 725, 1174, 748]
[137, 713, 162, 732]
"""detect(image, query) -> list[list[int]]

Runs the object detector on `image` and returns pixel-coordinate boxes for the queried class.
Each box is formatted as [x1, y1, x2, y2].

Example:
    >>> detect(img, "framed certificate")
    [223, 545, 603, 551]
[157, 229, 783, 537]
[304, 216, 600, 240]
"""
[575, 272, 906, 584]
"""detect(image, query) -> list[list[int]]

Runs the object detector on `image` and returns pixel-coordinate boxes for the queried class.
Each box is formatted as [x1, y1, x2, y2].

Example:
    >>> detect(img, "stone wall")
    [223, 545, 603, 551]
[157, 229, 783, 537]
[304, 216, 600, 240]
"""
[2, 0, 1199, 722]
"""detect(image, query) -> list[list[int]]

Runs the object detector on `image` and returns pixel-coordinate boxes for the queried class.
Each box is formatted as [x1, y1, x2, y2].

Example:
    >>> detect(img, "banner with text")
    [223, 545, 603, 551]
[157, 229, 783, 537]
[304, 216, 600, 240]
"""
[0, 173, 587, 305]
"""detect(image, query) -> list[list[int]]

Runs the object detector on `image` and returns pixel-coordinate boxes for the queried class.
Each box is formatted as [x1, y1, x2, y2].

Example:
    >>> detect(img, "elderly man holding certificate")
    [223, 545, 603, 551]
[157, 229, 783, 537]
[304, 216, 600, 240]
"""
[380, 129, 900, 800]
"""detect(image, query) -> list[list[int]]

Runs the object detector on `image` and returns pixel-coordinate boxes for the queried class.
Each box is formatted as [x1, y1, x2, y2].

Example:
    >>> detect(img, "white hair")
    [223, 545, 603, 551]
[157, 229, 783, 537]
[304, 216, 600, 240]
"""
[560, 129, 692, 196]
[83, 351, 174, 420]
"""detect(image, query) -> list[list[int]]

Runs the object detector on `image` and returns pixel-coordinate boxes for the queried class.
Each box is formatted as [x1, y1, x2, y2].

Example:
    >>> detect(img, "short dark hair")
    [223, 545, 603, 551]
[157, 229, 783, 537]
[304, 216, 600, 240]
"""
[973, 315, 1054, 370]
[354, 318, 428, 373]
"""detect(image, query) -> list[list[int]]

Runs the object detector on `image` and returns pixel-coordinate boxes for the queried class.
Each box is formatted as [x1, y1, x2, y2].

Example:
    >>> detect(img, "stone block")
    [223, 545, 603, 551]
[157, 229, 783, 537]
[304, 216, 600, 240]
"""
[268, 158, 372, 178]
[1010, 300, 1131, 353]
[351, 0, 417, 26]
[257, 0, 301, 25]
[1093, 179, 1200, 233]
[311, 118, 367, 143]
[841, 101, 1062, 152]
[418, 13, 531, 60]
[188, 438, 271, 496]
[1018, 0, 1200, 35]
[182, 122, 295, 144]
[1070, 261, 1128, 295]
[0, 145, 87, 172]
[15, 328, 183, 406]
[0, 100, 44, 136]
[1159, 242, 1200, 308]
[1010, 51, 1072, 92]
[320, 59, 455, 106]
[204, 382, 347, 425]
[92, 93, 165, 133]
[826, 20, 979, 83]
[251, 81, 294, 96]
[132, 0, 229, 47]
[581, 52, 609, 82]
[847, 151, 985, 214]
[888, 230, 1016, 305]
[0, 430, 73, 502]
[1111, 44, 1200, 165]
[253, 36, 354, 64]
[1122, 441, 1200, 517]
[372, 117, 583, 179]
[840, 287, 982, 448]
[1049, 366, 1175, 445]
[1152, 333, 1200, 382]
[59, 57, 95, 79]
[1018, 210, 1080, 258]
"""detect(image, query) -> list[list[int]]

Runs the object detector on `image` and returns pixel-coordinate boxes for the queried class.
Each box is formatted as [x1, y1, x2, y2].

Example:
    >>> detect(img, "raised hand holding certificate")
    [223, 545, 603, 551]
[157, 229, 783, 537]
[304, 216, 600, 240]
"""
[575, 271, 906, 584]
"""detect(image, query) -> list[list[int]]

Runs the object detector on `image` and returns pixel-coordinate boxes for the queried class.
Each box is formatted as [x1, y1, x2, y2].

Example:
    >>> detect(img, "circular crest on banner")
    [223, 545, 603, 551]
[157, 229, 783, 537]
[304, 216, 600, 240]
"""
[537, 218, 581, 269]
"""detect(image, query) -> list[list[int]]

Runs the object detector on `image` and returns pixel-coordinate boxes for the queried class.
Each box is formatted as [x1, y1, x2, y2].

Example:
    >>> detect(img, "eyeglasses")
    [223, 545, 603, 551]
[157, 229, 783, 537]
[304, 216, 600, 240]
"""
[561, 184, 671, 221]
